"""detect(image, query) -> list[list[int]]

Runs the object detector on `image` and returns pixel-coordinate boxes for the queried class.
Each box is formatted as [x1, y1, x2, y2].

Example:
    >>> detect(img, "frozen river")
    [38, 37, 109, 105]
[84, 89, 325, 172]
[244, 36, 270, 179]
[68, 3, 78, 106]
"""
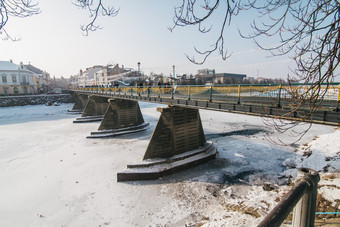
[0, 103, 339, 226]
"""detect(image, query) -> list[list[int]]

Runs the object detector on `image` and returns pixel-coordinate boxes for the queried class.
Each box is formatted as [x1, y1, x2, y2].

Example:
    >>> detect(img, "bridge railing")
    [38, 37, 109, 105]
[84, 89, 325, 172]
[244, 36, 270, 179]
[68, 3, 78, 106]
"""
[73, 83, 340, 108]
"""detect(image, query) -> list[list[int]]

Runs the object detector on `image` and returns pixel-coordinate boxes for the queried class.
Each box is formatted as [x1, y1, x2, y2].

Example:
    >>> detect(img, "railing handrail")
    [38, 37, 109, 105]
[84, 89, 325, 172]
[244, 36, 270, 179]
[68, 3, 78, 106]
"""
[257, 168, 320, 227]
[76, 82, 340, 88]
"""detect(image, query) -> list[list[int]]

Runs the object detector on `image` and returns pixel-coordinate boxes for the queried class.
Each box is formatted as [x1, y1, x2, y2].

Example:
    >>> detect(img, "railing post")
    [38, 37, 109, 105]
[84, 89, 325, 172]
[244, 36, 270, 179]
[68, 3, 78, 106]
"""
[277, 84, 282, 108]
[336, 84, 340, 111]
[171, 85, 174, 99]
[188, 85, 191, 100]
[209, 86, 213, 102]
[257, 168, 319, 227]
[292, 168, 320, 227]
[237, 85, 241, 104]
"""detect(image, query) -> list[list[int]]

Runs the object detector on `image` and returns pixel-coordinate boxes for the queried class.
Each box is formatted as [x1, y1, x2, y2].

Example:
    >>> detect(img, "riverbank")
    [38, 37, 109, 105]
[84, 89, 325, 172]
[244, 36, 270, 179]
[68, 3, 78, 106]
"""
[0, 94, 73, 107]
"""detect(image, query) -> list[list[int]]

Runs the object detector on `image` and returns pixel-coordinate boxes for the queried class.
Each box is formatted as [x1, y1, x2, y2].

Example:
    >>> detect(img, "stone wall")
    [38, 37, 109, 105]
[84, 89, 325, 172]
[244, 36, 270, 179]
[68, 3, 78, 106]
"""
[0, 94, 74, 107]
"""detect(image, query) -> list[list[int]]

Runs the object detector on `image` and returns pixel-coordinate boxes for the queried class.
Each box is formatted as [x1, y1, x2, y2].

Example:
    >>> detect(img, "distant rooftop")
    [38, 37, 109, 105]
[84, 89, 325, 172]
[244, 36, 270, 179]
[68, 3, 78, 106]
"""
[24, 64, 43, 74]
[215, 73, 247, 79]
[0, 61, 21, 71]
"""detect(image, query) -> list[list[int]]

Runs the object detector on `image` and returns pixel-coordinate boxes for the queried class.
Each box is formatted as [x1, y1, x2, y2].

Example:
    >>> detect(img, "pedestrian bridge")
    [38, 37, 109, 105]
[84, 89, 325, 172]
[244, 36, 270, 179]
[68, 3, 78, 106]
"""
[70, 84, 340, 182]
[72, 83, 340, 125]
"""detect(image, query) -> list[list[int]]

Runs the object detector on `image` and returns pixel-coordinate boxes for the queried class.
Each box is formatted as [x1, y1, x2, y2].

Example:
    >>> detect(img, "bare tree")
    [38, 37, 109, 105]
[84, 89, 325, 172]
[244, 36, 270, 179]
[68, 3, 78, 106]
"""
[0, 0, 40, 41]
[170, 0, 340, 144]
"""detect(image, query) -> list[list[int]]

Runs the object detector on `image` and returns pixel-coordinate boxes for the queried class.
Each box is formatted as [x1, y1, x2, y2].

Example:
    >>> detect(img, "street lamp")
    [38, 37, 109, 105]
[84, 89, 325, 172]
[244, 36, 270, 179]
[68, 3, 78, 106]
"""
[137, 62, 141, 84]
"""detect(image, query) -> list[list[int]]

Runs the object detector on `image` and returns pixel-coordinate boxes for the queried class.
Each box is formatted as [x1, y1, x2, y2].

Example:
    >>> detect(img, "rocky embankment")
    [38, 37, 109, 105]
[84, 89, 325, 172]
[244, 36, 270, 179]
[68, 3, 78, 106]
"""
[0, 94, 73, 107]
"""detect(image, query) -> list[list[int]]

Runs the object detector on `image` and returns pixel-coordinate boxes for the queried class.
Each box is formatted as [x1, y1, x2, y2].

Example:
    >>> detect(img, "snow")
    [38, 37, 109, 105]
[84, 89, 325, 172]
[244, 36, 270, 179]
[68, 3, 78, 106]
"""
[0, 103, 339, 226]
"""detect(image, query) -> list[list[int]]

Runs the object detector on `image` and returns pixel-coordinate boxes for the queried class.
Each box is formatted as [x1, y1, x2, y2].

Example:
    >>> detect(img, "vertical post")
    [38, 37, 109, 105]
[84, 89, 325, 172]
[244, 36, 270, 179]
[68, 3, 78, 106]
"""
[158, 86, 161, 98]
[336, 84, 340, 111]
[237, 85, 241, 104]
[171, 85, 174, 99]
[137, 62, 141, 83]
[277, 84, 282, 108]
[209, 85, 213, 102]
[188, 85, 191, 100]
[292, 168, 320, 227]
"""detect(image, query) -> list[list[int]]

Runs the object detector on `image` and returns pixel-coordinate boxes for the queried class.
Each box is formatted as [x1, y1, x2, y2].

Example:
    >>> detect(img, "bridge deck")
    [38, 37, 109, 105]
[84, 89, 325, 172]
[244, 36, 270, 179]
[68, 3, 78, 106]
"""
[72, 85, 340, 126]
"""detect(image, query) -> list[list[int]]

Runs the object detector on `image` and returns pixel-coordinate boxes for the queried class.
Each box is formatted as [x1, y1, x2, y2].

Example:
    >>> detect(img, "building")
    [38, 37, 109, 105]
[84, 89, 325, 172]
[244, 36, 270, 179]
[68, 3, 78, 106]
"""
[94, 64, 132, 86]
[213, 73, 247, 84]
[195, 69, 246, 84]
[0, 60, 39, 96]
[76, 66, 104, 88]
[24, 63, 51, 93]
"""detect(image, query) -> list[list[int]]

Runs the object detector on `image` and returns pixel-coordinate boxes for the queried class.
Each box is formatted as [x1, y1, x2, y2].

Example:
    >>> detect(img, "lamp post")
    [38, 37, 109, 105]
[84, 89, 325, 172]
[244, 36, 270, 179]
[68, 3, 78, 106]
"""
[172, 65, 176, 85]
[137, 62, 141, 84]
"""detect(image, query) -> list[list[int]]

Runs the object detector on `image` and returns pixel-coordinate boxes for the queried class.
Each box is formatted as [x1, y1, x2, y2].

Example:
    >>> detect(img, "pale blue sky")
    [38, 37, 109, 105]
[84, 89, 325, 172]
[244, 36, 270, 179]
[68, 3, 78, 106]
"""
[0, 0, 296, 79]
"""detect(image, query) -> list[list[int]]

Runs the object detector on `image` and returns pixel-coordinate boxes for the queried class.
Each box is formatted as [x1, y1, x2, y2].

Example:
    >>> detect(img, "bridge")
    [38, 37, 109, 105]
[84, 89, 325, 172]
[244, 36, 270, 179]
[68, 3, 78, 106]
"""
[70, 83, 340, 181]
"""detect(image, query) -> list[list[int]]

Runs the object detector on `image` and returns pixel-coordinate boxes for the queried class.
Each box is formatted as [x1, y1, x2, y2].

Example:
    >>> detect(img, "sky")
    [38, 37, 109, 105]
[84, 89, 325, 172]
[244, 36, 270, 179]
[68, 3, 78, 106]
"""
[0, 0, 303, 79]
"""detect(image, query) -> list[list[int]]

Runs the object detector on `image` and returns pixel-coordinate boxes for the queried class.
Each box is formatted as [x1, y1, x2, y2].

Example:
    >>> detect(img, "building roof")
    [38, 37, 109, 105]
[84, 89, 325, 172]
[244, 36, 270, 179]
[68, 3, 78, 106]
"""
[0, 61, 20, 71]
[24, 64, 43, 74]
[215, 73, 246, 79]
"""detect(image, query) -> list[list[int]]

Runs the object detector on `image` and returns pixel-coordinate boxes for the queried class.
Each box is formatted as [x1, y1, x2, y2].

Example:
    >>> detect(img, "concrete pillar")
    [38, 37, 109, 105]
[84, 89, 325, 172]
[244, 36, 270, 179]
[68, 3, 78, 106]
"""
[81, 95, 109, 117]
[143, 106, 206, 159]
[73, 95, 109, 123]
[87, 98, 149, 138]
[70, 93, 88, 112]
[117, 106, 217, 181]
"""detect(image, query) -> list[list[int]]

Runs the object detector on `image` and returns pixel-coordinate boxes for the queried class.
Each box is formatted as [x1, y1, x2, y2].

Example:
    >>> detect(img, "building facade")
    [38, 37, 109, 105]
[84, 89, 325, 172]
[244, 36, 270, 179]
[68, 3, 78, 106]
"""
[0, 61, 39, 96]
[195, 69, 246, 85]
[94, 64, 131, 86]
[24, 63, 51, 93]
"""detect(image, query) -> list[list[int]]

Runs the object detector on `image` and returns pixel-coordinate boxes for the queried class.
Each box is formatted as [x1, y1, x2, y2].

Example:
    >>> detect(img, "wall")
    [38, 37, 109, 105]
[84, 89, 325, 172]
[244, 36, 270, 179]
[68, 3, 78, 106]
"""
[0, 94, 74, 107]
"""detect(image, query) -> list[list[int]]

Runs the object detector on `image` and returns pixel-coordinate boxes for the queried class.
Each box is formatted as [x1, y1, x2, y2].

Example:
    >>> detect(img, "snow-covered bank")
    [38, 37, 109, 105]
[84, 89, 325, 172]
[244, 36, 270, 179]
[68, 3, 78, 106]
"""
[0, 103, 338, 226]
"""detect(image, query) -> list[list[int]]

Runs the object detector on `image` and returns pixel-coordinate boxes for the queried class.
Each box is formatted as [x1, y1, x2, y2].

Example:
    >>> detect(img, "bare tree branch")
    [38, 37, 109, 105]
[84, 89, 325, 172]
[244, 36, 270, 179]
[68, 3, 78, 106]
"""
[0, 0, 40, 40]
[73, 0, 119, 36]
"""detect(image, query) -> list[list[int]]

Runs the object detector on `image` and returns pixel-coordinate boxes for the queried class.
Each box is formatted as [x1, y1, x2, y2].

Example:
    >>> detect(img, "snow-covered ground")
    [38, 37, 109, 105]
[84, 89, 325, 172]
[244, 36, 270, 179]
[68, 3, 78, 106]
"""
[0, 103, 339, 226]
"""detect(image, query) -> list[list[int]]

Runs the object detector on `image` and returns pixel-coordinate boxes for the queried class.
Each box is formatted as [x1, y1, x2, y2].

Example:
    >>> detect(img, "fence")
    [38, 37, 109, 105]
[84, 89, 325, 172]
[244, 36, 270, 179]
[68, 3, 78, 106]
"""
[257, 168, 320, 227]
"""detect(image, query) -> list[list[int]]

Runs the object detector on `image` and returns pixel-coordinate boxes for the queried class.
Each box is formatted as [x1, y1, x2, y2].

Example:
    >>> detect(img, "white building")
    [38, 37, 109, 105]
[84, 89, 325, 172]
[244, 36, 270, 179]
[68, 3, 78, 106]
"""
[94, 64, 132, 86]
[77, 66, 102, 87]
[0, 61, 39, 96]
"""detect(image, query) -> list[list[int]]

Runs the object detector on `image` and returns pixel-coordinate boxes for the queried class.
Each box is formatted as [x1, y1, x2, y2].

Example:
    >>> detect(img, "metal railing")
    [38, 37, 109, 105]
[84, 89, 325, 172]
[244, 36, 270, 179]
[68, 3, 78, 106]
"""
[258, 168, 320, 227]
[73, 83, 340, 109]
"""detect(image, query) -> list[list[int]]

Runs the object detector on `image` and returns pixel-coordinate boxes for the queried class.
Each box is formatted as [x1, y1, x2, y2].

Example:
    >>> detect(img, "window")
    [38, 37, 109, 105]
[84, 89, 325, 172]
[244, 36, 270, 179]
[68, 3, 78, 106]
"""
[23, 87, 27, 94]
[12, 75, 17, 83]
[22, 75, 27, 84]
[3, 87, 8, 96]
[2, 75, 7, 83]
[14, 87, 19, 94]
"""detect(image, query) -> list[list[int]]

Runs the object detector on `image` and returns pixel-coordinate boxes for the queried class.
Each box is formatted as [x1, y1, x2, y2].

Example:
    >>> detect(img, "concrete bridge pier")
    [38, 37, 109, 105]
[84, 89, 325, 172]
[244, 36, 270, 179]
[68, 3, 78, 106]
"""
[117, 106, 217, 181]
[68, 93, 88, 113]
[87, 98, 149, 138]
[73, 95, 109, 123]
